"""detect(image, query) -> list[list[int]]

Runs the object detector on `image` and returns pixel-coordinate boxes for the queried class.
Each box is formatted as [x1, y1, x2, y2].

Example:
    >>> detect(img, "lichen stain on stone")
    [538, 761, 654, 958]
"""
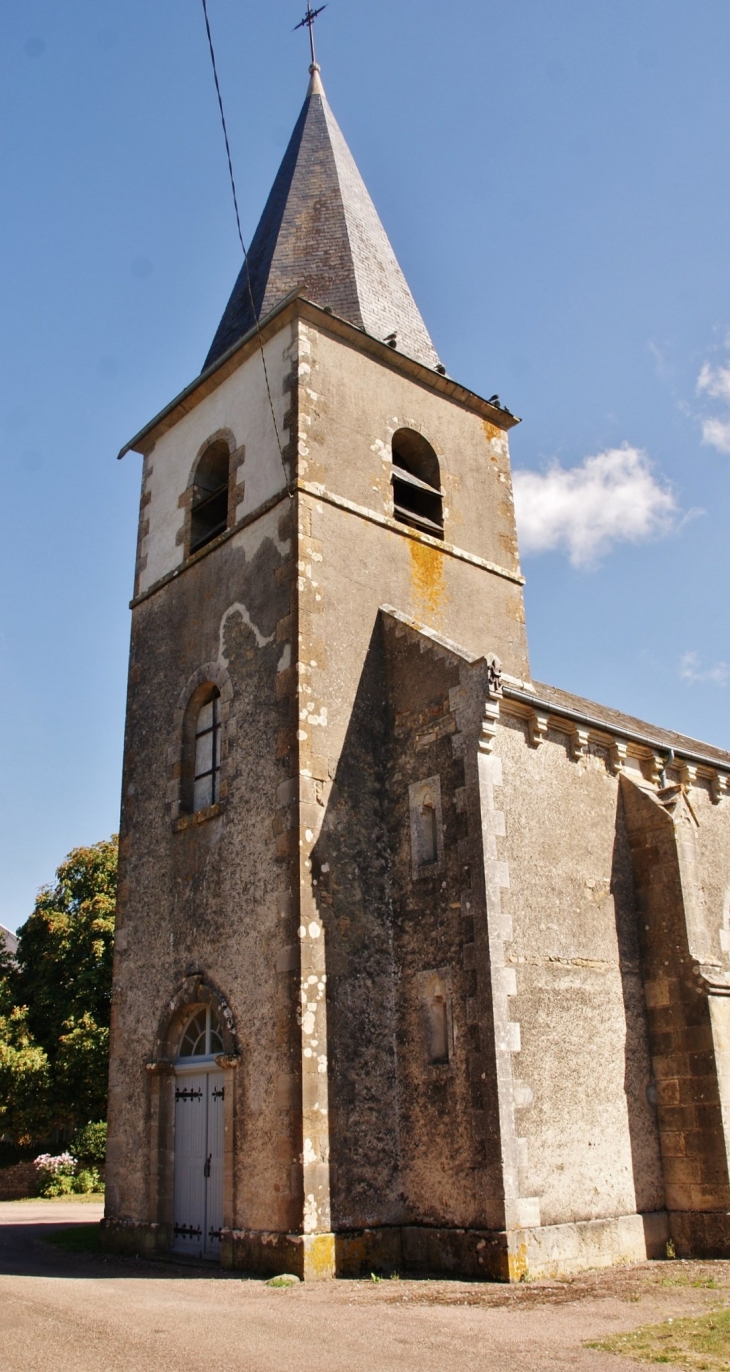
[482, 419, 502, 459]
[508, 590, 526, 626]
[409, 538, 447, 622]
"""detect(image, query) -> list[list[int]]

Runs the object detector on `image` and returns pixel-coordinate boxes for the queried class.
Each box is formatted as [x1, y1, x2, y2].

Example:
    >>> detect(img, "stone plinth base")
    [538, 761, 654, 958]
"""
[221, 1229, 335, 1280]
[100, 1212, 671, 1280]
[100, 1218, 171, 1257]
[670, 1211, 730, 1258]
[510, 1211, 669, 1280]
[336, 1212, 670, 1282]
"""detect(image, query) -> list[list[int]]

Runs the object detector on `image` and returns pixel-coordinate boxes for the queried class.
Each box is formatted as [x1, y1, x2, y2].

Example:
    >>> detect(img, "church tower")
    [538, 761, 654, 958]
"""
[105, 58, 730, 1280]
[105, 61, 526, 1278]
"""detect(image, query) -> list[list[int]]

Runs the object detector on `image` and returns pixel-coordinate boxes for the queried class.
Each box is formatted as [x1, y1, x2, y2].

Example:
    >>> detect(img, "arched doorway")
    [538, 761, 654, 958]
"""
[173, 1004, 226, 1258]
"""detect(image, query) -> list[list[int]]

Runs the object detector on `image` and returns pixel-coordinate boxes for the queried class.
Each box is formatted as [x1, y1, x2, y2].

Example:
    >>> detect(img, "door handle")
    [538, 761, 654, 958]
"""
[204, 1154, 211, 1179]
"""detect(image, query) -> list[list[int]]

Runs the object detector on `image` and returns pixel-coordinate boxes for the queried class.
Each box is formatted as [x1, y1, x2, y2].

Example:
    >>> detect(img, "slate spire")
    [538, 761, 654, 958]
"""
[204, 66, 441, 373]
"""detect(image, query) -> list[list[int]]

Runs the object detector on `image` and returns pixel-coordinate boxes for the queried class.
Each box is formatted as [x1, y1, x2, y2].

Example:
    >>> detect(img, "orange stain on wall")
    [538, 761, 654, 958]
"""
[409, 538, 447, 623]
[482, 419, 501, 443]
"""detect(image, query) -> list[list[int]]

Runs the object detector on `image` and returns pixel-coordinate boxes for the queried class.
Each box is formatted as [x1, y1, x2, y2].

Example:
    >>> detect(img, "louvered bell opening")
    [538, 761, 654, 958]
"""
[391, 464, 444, 539]
[190, 442, 230, 554]
[190, 486, 228, 553]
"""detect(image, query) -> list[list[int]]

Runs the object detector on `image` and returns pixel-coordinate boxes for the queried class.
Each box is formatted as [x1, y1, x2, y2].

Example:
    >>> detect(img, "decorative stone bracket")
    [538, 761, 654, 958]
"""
[527, 711, 548, 749]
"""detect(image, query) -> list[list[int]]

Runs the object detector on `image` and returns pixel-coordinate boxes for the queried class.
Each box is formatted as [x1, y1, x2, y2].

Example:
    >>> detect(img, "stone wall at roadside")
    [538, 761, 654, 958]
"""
[0, 1162, 38, 1201]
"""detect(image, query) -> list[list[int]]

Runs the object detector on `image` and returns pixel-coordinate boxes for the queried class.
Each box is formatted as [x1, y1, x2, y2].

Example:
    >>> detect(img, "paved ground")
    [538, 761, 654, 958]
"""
[2, 1200, 729, 1371]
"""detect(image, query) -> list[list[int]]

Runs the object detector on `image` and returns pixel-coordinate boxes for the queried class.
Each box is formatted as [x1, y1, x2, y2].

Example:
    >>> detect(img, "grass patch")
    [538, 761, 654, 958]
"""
[589, 1306, 730, 1368]
[11, 1193, 105, 1205]
[41, 1224, 101, 1254]
[659, 1273, 720, 1290]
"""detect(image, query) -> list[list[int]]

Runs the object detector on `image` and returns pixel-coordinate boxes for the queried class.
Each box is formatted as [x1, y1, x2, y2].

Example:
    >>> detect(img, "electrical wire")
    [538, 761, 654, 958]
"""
[200, 0, 285, 461]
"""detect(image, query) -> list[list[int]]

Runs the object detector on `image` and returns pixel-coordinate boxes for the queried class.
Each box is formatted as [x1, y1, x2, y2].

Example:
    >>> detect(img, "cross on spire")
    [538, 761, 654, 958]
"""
[294, 2, 327, 68]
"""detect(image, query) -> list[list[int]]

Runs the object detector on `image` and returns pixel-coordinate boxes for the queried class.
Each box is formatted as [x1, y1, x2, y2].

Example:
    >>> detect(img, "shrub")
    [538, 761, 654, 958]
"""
[71, 1121, 106, 1164]
[34, 1152, 77, 1197]
[74, 1167, 102, 1194]
[33, 1151, 104, 1197]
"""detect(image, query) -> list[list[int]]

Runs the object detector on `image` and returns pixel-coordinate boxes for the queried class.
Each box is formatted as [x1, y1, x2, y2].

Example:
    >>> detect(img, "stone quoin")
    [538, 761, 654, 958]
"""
[102, 63, 730, 1280]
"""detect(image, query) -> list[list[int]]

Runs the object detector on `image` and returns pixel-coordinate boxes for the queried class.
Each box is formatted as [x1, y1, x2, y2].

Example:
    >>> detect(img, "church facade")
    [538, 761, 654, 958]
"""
[103, 65, 730, 1280]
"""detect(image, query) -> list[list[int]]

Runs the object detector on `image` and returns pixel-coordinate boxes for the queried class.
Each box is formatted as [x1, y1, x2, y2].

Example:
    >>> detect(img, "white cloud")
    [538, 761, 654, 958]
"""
[680, 651, 729, 687]
[700, 417, 730, 454]
[512, 444, 677, 568]
[697, 361, 730, 403]
[696, 359, 730, 451]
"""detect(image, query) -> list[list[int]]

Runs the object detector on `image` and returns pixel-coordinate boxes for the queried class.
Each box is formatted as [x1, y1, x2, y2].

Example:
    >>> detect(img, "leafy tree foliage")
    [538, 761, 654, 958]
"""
[0, 838, 117, 1145]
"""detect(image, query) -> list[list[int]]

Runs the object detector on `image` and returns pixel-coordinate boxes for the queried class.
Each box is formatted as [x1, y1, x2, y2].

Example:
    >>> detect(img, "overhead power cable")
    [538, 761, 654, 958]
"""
[200, 0, 285, 461]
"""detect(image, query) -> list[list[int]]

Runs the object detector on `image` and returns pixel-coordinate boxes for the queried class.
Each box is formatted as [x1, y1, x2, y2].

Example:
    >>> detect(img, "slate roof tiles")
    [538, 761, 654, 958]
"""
[204, 68, 441, 373]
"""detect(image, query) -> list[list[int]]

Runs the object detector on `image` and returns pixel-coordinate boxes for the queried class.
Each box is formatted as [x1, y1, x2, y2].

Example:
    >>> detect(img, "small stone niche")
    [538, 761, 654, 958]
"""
[419, 968, 453, 1068]
[409, 776, 444, 879]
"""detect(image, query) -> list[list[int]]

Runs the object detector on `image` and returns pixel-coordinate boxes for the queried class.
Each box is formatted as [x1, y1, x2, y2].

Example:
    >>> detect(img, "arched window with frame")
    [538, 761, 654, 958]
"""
[177, 1004, 225, 1061]
[391, 428, 444, 539]
[181, 684, 222, 814]
[189, 440, 231, 555]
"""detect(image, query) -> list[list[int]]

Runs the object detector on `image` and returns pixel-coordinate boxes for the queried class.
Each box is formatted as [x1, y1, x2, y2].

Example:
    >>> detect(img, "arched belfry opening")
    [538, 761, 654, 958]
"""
[189, 439, 231, 554]
[391, 428, 443, 538]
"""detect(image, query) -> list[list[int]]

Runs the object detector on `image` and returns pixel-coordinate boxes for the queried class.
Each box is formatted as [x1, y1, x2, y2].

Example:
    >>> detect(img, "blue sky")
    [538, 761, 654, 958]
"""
[2, 0, 729, 930]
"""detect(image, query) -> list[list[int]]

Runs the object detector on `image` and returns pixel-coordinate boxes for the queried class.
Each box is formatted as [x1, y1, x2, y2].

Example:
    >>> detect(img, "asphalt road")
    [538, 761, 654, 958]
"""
[0, 1201, 705, 1371]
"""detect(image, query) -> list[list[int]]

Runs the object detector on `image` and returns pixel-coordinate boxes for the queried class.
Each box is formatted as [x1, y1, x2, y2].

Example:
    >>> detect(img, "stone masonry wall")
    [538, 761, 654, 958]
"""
[495, 718, 665, 1230]
[107, 500, 302, 1238]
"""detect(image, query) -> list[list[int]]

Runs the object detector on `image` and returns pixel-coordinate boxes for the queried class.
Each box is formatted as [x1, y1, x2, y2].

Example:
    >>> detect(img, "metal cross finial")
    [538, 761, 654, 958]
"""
[294, 2, 327, 68]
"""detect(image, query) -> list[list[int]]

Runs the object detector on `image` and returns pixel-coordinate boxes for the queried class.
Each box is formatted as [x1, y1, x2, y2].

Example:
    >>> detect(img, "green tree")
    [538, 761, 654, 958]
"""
[1, 837, 117, 1144]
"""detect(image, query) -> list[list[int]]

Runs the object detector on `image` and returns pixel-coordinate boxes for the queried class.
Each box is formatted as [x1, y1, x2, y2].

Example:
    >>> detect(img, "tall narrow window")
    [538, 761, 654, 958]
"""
[391, 428, 443, 538]
[420, 970, 452, 1067]
[419, 802, 438, 865]
[409, 776, 443, 877]
[193, 691, 221, 811]
[190, 441, 230, 554]
[427, 992, 449, 1065]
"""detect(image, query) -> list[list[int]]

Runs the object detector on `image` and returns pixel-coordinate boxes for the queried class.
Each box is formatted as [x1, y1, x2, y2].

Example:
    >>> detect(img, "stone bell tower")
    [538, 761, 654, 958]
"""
[103, 61, 530, 1278]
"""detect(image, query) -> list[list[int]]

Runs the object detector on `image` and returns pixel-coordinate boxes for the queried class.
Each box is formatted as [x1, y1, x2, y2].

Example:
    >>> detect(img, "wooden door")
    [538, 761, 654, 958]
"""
[173, 1070, 225, 1258]
[204, 1073, 225, 1257]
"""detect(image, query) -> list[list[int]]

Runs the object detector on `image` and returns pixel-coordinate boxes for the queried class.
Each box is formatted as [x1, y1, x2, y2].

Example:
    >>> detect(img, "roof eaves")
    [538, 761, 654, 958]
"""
[117, 292, 519, 461]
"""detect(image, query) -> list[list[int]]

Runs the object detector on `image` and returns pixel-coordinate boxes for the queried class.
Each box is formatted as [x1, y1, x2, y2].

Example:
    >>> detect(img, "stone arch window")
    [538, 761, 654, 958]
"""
[177, 1004, 225, 1061]
[391, 428, 443, 539]
[189, 439, 231, 554]
[181, 683, 222, 814]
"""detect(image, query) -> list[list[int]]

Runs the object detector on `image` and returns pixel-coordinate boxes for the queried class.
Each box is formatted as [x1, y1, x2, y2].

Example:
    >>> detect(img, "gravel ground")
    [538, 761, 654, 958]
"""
[2, 1201, 729, 1372]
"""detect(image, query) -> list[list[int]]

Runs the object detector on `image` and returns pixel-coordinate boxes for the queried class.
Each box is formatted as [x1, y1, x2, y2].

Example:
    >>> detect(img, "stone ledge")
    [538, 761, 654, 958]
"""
[172, 802, 226, 833]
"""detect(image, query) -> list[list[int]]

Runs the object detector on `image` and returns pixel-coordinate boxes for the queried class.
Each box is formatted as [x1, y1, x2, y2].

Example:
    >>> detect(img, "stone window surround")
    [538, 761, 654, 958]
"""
[169, 662, 235, 827]
[176, 428, 246, 564]
[377, 416, 446, 525]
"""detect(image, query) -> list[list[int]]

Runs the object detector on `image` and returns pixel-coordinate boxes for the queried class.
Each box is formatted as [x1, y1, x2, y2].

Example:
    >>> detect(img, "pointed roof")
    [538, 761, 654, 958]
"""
[203, 66, 441, 373]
